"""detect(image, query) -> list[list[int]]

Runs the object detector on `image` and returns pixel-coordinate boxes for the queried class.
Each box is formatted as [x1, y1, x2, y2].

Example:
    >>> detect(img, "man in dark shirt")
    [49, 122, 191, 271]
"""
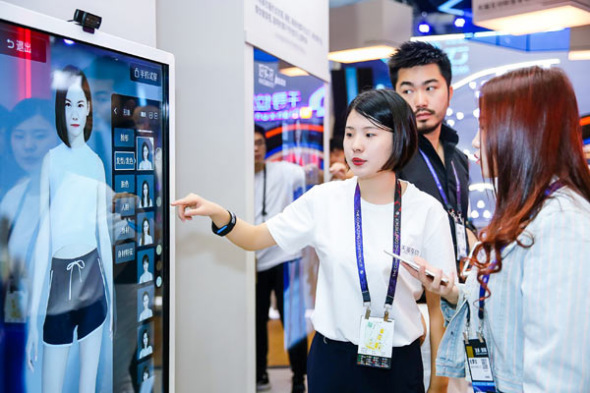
[388, 41, 476, 393]
[389, 41, 475, 267]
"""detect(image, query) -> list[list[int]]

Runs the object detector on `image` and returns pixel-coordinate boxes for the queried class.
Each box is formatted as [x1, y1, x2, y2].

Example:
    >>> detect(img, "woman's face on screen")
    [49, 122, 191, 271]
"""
[143, 144, 149, 160]
[143, 219, 149, 234]
[11, 114, 57, 173]
[65, 80, 89, 146]
[143, 182, 149, 197]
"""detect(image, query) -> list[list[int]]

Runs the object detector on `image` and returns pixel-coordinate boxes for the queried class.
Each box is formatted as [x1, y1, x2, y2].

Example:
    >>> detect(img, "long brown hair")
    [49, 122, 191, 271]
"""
[470, 66, 590, 292]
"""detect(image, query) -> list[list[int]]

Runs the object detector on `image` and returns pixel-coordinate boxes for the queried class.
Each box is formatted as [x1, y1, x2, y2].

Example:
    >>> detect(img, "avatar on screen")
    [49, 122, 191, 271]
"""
[26, 65, 113, 393]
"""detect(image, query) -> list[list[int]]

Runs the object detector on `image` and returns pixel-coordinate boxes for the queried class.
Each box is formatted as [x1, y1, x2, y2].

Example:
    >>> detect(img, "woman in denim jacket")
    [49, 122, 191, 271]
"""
[405, 66, 590, 392]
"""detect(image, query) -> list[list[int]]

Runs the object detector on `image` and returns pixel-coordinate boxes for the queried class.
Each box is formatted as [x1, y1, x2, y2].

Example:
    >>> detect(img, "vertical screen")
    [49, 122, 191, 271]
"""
[0, 18, 170, 393]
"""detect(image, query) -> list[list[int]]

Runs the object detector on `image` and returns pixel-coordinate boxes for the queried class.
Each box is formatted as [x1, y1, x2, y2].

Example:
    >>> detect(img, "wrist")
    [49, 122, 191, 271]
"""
[211, 210, 237, 237]
[442, 285, 460, 306]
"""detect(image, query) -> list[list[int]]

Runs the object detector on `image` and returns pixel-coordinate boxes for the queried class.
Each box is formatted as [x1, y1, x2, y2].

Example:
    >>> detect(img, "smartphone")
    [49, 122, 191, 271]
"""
[383, 249, 449, 285]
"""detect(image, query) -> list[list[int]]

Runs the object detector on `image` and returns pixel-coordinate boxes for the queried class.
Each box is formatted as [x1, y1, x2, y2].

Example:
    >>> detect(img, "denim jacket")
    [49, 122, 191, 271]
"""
[435, 187, 590, 393]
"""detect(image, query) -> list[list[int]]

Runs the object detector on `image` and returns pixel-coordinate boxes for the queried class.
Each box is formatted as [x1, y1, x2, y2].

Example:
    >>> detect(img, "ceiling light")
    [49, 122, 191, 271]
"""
[569, 25, 590, 61]
[328, 45, 396, 63]
[418, 22, 431, 34]
[472, 0, 590, 35]
[279, 67, 309, 77]
[454, 17, 466, 28]
[329, 0, 412, 63]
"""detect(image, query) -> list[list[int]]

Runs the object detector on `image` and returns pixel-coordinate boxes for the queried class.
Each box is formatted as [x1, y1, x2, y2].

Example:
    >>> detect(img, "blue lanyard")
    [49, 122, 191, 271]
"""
[353, 179, 402, 310]
[419, 149, 462, 215]
[477, 180, 564, 322]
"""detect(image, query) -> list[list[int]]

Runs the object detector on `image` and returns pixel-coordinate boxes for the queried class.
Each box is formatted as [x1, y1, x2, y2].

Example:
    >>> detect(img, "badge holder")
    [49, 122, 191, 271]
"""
[357, 304, 395, 369]
[463, 320, 497, 392]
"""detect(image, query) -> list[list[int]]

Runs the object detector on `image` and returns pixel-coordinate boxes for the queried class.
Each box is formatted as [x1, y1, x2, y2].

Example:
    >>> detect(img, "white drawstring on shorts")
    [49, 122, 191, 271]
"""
[66, 259, 86, 300]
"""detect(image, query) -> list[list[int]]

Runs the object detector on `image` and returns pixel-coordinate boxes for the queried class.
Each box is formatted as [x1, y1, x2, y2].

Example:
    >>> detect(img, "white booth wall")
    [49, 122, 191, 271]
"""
[156, 1, 257, 392]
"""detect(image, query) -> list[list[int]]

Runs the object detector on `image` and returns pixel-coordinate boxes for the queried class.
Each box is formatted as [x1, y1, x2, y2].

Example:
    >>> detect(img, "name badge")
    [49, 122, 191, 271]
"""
[455, 220, 468, 260]
[357, 316, 394, 369]
[464, 337, 498, 392]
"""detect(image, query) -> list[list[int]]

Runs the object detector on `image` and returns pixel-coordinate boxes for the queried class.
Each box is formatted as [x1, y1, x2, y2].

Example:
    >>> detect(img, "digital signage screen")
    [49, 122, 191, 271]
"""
[0, 4, 174, 393]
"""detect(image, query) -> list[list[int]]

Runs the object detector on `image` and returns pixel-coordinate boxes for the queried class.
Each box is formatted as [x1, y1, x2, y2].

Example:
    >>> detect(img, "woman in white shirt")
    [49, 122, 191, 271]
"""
[173, 89, 456, 392]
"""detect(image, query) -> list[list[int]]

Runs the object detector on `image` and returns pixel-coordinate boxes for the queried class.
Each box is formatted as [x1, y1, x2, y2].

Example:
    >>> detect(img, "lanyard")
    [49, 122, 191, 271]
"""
[477, 180, 564, 322]
[354, 179, 402, 318]
[419, 149, 462, 215]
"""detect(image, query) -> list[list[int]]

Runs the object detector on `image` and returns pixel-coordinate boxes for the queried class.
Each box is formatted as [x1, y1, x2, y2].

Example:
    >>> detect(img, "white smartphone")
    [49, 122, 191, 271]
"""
[383, 249, 449, 285]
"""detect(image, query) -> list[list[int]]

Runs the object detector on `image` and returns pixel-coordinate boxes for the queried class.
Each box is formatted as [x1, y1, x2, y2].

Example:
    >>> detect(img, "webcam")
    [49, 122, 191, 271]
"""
[72, 9, 102, 33]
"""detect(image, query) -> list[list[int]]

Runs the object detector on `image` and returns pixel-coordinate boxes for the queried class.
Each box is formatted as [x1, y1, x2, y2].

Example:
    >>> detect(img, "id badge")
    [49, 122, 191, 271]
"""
[464, 338, 497, 392]
[357, 316, 394, 369]
[455, 220, 468, 260]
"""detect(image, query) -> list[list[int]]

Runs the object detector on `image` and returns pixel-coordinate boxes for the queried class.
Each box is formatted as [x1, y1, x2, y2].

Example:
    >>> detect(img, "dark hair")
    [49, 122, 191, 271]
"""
[346, 89, 418, 172]
[254, 124, 266, 138]
[329, 136, 344, 153]
[55, 65, 93, 147]
[143, 291, 149, 300]
[471, 66, 590, 295]
[142, 217, 151, 245]
[142, 142, 150, 159]
[388, 41, 452, 90]
[143, 254, 149, 265]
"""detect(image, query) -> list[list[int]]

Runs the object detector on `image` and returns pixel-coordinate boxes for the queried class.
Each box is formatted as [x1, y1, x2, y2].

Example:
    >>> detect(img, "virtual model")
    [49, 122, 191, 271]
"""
[138, 141, 153, 170]
[26, 65, 114, 393]
[139, 217, 153, 246]
[138, 180, 153, 208]
[139, 254, 153, 284]
[139, 291, 153, 322]
[138, 329, 153, 359]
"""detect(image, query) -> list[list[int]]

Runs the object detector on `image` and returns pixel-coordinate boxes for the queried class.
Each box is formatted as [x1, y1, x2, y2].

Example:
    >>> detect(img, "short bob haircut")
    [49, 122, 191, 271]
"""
[55, 65, 93, 147]
[346, 89, 418, 172]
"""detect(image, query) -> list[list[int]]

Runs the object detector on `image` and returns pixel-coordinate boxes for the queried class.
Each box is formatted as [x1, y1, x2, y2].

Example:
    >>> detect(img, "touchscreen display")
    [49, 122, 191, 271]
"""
[0, 18, 170, 393]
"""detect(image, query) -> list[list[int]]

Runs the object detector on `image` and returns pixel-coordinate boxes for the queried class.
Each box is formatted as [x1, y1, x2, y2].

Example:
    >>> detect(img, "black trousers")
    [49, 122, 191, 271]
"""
[307, 333, 425, 393]
[256, 263, 308, 380]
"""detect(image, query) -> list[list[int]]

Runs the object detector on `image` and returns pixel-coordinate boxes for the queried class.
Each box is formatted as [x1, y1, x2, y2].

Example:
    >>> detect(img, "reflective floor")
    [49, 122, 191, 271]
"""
[267, 367, 308, 393]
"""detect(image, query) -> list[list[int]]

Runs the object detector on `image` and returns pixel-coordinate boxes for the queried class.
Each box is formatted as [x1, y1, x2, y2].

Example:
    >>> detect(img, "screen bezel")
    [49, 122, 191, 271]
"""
[0, 2, 176, 392]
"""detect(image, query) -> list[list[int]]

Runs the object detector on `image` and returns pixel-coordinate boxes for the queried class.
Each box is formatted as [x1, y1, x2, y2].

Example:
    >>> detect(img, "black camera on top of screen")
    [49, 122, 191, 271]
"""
[73, 9, 102, 33]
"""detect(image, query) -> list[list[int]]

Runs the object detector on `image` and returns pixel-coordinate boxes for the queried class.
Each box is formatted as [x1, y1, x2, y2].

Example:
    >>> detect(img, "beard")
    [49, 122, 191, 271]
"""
[417, 120, 441, 136]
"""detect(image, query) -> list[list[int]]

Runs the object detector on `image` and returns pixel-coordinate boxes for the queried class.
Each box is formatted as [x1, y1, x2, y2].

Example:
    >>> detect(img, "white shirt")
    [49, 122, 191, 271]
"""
[139, 345, 153, 359]
[266, 178, 456, 346]
[0, 178, 39, 267]
[47, 144, 106, 253]
[139, 307, 153, 321]
[139, 160, 153, 170]
[255, 161, 306, 271]
[139, 271, 153, 284]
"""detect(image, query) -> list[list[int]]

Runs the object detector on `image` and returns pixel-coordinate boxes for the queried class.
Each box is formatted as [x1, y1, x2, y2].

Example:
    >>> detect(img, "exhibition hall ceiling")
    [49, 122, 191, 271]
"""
[329, 0, 475, 36]
[329, 0, 471, 14]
